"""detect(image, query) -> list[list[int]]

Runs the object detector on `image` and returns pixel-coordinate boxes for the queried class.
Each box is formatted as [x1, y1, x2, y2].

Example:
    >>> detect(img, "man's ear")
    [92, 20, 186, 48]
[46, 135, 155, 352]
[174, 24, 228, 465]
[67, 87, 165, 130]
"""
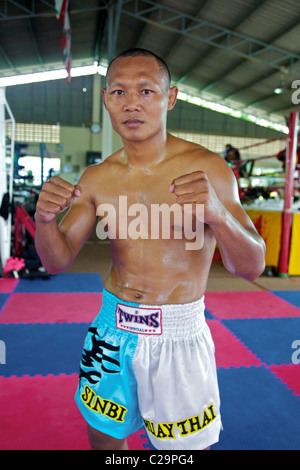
[167, 86, 178, 111]
[101, 88, 107, 109]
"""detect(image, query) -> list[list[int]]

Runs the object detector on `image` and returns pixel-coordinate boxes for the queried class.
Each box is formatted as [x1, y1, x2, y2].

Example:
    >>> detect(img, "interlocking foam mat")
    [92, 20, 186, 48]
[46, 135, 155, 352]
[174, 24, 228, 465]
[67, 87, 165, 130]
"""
[0, 273, 299, 450]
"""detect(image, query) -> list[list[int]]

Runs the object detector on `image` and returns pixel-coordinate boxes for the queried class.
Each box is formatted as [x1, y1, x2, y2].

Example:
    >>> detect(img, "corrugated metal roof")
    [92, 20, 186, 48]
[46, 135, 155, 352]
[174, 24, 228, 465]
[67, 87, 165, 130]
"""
[0, 0, 299, 124]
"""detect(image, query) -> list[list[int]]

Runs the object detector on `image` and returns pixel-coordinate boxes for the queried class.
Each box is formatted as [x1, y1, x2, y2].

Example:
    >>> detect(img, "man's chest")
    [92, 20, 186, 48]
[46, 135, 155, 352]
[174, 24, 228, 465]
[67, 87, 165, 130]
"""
[95, 168, 178, 207]
[94, 170, 204, 248]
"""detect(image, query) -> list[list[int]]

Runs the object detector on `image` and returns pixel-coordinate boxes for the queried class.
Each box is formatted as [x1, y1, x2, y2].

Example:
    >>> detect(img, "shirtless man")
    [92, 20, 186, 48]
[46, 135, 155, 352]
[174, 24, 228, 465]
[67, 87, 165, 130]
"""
[34, 49, 265, 451]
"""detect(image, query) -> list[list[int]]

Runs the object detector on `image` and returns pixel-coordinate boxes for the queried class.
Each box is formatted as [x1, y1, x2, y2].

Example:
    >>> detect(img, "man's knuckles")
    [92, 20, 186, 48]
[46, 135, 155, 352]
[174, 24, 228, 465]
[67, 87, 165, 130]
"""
[174, 179, 209, 197]
[41, 190, 70, 208]
[177, 192, 209, 205]
[43, 180, 74, 199]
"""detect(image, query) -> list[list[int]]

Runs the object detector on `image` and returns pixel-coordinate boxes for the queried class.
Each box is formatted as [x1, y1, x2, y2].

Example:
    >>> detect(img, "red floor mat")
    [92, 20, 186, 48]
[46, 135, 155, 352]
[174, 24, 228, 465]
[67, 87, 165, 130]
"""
[205, 291, 300, 319]
[0, 292, 102, 324]
[0, 374, 90, 450]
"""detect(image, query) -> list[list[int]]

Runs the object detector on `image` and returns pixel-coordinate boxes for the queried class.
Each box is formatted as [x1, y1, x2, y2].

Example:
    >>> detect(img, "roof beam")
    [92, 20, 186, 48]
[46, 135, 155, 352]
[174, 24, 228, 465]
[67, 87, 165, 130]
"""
[268, 103, 300, 115]
[175, 0, 265, 85]
[163, 0, 211, 69]
[107, 0, 123, 61]
[223, 68, 278, 100]
[93, 9, 108, 63]
[201, 16, 300, 94]
[26, 15, 44, 67]
[246, 92, 285, 108]
[0, 45, 18, 72]
[0, 0, 108, 20]
[119, 0, 300, 76]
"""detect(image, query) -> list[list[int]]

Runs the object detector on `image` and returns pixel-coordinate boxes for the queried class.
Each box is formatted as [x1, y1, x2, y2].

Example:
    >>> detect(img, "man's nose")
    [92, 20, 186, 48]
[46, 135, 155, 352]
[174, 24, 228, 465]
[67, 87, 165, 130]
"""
[123, 92, 141, 111]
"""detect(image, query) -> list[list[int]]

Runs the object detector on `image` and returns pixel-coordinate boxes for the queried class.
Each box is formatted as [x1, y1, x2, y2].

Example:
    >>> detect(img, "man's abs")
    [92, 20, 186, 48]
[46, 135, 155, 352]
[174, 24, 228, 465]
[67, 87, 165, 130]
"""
[103, 233, 216, 305]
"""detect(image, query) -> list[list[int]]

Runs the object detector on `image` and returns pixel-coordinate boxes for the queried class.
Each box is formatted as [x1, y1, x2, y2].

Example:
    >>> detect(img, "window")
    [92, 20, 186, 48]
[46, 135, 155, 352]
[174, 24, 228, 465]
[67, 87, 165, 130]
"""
[6, 123, 60, 144]
[18, 156, 61, 187]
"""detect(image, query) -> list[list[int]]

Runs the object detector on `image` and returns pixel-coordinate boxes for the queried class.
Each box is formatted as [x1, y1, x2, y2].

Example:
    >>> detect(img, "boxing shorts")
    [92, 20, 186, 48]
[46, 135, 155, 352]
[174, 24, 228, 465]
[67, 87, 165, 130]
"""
[75, 288, 222, 450]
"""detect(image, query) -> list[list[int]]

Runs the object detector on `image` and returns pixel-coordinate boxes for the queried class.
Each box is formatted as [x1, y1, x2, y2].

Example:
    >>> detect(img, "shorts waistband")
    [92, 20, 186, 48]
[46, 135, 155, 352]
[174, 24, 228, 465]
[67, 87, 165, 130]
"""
[98, 288, 206, 338]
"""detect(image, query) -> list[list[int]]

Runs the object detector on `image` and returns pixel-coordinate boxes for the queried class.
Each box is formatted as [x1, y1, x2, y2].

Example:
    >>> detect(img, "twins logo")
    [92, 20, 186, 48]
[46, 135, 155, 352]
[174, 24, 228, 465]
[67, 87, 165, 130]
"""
[116, 304, 162, 335]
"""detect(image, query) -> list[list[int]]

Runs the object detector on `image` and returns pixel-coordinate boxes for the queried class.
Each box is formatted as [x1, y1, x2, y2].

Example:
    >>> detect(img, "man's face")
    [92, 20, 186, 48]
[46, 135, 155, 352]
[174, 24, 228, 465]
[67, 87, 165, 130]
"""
[102, 56, 177, 143]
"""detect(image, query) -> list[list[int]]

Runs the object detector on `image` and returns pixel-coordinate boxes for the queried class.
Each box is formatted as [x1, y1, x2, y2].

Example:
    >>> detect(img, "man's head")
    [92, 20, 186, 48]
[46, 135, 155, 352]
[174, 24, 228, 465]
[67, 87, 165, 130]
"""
[105, 48, 171, 90]
[102, 48, 177, 143]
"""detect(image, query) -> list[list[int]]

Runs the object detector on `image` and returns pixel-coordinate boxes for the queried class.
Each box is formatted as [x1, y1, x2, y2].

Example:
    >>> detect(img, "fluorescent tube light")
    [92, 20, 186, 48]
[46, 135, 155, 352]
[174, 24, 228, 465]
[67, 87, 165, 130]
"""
[0, 63, 108, 87]
[177, 90, 288, 134]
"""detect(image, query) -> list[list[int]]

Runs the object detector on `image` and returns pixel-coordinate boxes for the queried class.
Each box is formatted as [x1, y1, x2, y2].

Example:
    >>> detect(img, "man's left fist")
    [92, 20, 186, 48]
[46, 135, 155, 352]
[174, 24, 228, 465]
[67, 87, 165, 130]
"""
[170, 171, 224, 225]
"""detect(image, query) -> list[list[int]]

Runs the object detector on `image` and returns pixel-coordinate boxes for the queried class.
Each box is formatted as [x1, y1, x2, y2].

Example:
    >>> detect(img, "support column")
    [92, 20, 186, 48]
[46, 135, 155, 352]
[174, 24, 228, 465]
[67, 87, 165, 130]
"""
[0, 88, 7, 270]
[101, 5, 115, 160]
[278, 111, 299, 276]
[91, 73, 101, 152]
[101, 99, 113, 160]
[0, 87, 15, 270]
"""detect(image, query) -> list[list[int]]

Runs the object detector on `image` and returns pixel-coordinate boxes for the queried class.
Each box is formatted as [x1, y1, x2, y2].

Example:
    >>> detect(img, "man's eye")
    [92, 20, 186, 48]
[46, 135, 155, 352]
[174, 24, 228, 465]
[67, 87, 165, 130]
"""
[141, 89, 152, 95]
[112, 90, 124, 95]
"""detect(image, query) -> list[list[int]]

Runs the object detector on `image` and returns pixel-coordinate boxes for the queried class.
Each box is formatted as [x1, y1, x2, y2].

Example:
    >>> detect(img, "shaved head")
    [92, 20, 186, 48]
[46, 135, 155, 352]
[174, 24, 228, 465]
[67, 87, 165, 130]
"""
[105, 48, 171, 89]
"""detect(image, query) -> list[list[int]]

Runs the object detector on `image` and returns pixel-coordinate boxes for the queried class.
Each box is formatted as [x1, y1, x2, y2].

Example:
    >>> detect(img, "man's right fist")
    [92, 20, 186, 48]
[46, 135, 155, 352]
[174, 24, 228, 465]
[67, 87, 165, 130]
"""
[35, 176, 81, 223]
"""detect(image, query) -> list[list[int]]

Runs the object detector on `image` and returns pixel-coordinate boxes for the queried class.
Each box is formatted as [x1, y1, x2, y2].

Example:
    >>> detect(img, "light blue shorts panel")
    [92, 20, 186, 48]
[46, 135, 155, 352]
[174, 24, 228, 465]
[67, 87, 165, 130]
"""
[75, 291, 144, 439]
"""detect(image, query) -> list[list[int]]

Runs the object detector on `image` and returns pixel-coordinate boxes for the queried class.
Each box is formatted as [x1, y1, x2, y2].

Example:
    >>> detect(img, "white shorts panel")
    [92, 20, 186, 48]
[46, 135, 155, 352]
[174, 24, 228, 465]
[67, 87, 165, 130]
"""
[132, 307, 222, 450]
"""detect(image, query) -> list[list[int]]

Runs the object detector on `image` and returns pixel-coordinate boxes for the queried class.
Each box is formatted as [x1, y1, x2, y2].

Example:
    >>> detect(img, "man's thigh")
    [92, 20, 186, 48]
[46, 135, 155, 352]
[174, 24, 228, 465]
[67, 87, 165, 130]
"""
[87, 423, 128, 450]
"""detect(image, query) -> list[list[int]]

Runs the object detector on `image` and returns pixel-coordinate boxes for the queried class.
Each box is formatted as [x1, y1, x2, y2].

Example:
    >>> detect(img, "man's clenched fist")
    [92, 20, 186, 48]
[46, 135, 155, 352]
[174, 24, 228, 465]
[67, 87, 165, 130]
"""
[35, 176, 81, 223]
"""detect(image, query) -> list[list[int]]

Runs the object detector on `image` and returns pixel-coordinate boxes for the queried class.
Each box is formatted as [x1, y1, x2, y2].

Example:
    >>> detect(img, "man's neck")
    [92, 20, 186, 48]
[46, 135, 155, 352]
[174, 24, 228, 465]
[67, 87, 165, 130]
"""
[122, 132, 170, 169]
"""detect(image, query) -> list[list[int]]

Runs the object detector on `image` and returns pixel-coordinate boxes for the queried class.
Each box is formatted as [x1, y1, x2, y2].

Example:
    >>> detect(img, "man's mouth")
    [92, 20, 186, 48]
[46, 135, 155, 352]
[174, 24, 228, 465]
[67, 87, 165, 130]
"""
[123, 119, 144, 128]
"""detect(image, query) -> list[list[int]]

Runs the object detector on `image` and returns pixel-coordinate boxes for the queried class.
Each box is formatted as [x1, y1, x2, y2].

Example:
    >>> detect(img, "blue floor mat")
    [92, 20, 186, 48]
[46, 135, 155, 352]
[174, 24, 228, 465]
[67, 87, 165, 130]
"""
[214, 366, 300, 450]
[0, 323, 89, 377]
[223, 317, 300, 365]
[14, 273, 103, 293]
[0, 294, 9, 310]
[270, 290, 300, 309]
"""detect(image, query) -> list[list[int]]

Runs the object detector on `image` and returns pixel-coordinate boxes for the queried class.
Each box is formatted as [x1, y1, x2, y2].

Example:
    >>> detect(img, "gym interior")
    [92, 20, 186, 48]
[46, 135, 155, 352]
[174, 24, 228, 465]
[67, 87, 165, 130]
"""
[0, 0, 300, 450]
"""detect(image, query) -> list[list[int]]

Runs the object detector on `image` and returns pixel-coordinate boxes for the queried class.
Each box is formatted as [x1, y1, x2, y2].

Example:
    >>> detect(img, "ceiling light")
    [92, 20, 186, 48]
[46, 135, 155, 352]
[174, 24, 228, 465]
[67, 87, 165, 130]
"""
[274, 66, 288, 95]
[0, 63, 107, 87]
[177, 89, 289, 134]
[274, 86, 287, 95]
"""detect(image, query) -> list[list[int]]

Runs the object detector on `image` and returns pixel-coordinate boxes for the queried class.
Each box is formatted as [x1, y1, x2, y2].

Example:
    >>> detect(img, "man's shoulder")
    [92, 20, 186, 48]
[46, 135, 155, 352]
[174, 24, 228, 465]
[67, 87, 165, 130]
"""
[169, 135, 234, 188]
[81, 149, 124, 179]
[170, 135, 226, 166]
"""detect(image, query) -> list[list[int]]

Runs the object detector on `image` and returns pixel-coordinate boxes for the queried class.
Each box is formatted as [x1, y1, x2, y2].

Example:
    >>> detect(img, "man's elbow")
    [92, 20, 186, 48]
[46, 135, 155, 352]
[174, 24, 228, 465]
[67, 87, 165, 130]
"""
[241, 246, 266, 281]
[47, 266, 65, 275]
[228, 246, 266, 281]
[41, 263, 65, 275]
[243, 263, 265, 281]
[38, 254, 72, 275]
[230, 264, 264, 281]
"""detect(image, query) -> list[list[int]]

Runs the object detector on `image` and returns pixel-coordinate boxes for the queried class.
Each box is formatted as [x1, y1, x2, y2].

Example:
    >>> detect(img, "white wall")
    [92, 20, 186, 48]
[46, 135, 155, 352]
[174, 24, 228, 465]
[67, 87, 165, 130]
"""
[57, 125, 122, 184]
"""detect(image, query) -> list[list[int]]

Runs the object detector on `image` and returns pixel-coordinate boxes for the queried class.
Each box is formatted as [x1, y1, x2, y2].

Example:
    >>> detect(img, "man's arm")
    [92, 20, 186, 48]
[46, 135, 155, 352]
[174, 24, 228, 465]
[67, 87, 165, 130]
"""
[208, 195, 266, 281]
[170, 157, 266, 281]
[35, 172, 97, 274]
